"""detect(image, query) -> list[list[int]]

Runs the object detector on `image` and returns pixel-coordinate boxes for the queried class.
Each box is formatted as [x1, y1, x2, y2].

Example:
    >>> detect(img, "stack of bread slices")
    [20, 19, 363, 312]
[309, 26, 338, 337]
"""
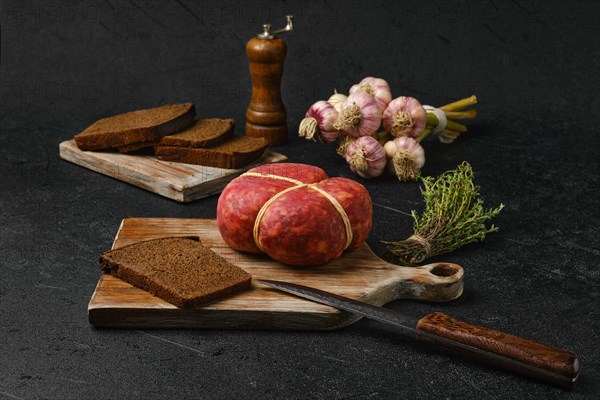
[73, 103, 268, 169]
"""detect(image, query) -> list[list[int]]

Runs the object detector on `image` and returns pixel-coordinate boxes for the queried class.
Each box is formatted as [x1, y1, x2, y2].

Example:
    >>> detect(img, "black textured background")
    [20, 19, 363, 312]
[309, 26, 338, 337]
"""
[1, 1, 599, 399]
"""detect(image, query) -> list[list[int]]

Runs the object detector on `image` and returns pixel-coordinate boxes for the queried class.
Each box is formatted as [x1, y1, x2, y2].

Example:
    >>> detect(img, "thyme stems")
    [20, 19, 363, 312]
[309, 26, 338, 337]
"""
[383, 162, 504, 265]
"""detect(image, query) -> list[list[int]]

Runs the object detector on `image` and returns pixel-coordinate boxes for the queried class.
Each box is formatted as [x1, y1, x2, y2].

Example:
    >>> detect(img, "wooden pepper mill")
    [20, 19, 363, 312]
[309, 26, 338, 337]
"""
[245, 15, 294, 146]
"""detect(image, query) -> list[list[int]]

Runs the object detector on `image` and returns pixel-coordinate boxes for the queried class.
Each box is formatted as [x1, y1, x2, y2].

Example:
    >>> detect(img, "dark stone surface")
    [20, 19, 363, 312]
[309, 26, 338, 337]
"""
[1, 1, 598, 398]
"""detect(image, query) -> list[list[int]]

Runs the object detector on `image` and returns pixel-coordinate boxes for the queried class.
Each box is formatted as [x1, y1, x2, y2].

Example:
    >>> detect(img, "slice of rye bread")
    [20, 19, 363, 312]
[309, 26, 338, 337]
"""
[158, 118, 235, 148]
[116, 118, 234, 153]
[155, 136, 268, 169]
[74, 103, 195, 151]
[99, 237, 252, 308]
[115, 140, 158, 153]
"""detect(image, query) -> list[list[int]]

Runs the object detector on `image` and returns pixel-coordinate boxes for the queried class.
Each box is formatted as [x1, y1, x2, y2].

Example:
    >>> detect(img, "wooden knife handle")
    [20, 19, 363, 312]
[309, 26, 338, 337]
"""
[416, 312, 579, 388]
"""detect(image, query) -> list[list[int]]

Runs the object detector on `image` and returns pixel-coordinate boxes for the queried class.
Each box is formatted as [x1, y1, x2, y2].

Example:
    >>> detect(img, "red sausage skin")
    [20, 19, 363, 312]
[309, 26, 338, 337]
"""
[314, 178, 372, 251]
[216, 163, 373, 265]
[256, 186, 347, 265]
[216, 163, 328, 253]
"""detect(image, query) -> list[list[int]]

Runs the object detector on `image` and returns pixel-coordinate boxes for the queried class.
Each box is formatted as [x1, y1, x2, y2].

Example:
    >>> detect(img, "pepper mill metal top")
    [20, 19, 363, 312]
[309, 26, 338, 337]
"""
[245, 15, 294, 146]
[257, 15, 294, 39]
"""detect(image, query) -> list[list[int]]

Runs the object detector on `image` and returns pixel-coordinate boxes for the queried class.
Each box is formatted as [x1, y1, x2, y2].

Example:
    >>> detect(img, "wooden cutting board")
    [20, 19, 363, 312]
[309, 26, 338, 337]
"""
[88, 218, 464, 330]
[59, 140, 287, 202]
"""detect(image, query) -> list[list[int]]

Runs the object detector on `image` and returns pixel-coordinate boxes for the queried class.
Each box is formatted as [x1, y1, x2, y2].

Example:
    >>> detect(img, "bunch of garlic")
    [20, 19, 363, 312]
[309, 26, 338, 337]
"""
[298, 77, 478, 181]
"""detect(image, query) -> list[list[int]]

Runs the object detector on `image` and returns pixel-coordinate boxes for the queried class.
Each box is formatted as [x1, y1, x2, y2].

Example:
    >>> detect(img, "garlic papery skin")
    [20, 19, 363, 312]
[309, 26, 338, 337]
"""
[382, 96, 427, 139]
[345, 136, 387, 179]
[327, 90, 347, 114]
[333, 92, 382, 138]
[383, 137, 426, 181]
[298, 101, 339, 143]
[349, 77, 392, 112]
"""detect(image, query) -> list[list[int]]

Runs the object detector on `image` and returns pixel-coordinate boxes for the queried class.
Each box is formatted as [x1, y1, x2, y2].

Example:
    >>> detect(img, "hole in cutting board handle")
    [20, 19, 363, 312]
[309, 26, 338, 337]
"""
[430, 263, 459, 277]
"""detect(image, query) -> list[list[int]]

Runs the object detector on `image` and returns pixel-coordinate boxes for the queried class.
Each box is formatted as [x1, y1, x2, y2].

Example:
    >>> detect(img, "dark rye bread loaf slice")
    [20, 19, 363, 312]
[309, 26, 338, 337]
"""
[74, 103, 195, 151]
[116, 118, 234, 153]
[115, 140, 158, 153]
[99, 237, 252, 308]
[155, 136, 268, 169]
[158, 118, 235, 148]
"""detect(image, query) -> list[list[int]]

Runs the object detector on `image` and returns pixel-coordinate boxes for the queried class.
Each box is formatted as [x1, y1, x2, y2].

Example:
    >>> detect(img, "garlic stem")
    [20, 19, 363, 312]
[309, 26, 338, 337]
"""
[416, 113, 439, 143]
[442, 129, 461, 137]
[418, 124, 464, 143]
[438, 129, 462, 143]
[446, 119, 467, 133]
[426, 111, 467, 133]
[426, 112, 439, 126]
[445, 110, 477, 120]
[416, 127, 433, 143]
[439, 95, 478, 112]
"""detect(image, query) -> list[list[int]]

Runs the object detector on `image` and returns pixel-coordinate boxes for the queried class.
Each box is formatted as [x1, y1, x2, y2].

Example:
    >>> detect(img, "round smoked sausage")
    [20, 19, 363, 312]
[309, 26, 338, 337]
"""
[216, 163, 372, 265]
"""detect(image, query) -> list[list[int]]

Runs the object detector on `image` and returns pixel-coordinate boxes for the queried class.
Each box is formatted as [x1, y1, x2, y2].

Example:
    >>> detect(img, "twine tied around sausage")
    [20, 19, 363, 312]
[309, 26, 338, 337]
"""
[241, 172, 353, 251]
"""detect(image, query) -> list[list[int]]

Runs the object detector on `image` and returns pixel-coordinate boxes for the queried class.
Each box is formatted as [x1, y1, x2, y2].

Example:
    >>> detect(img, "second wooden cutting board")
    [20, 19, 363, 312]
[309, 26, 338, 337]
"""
[59, 140, 287, 202]
[88, 218, 464, 330]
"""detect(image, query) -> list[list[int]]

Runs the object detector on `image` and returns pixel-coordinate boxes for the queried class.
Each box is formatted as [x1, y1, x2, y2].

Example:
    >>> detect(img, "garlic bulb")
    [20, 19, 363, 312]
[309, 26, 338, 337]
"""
[383, 137, 426, 181]
[327, 90, 347, 114]
[333, 92, 382, 138]
[349, 77, 392, 112]
[298, 101, 339, 143]
[382, 96, 427, 139]
[345, 136, 387, 179]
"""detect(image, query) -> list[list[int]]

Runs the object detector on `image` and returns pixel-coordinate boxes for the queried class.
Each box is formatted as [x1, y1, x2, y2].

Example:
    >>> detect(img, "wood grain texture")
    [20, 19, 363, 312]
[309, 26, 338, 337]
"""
[59, 140, 287, 202]
[416, 312, 579, 387]
[245, 37, 288, 146]
[88, 218, 464, 330]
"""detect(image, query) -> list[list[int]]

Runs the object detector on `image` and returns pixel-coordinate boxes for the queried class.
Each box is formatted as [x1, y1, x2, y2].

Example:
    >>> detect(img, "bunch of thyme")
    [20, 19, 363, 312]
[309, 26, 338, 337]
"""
[383, 162, 504, 265]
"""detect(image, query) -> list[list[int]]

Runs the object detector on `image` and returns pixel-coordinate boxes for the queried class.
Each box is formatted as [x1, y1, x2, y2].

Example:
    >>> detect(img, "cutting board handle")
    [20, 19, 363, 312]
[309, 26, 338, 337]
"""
[386, 262, 464, 303]
[416, 312, 579, 388]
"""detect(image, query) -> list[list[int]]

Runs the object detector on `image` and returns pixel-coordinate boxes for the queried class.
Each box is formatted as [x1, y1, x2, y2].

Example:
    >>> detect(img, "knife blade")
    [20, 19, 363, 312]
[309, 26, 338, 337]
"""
[258, 279, 579, 388]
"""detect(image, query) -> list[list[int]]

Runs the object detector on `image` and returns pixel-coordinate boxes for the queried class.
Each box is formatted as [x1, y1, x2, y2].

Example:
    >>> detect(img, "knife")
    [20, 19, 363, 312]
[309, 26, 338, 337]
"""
[258, 279, 579, 388]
